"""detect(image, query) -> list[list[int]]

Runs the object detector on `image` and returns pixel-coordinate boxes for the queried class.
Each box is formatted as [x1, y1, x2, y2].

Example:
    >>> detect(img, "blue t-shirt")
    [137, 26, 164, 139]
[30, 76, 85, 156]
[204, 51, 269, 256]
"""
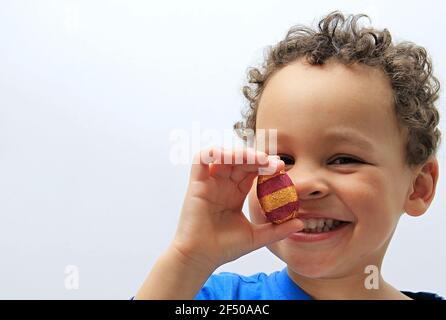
[194, 268, 444, 300]
[194, 268, 311, 300]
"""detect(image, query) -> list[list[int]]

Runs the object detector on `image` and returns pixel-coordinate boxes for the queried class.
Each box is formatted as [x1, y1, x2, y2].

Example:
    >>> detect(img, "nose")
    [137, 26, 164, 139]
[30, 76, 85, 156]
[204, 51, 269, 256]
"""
[287, 165, 329, 200]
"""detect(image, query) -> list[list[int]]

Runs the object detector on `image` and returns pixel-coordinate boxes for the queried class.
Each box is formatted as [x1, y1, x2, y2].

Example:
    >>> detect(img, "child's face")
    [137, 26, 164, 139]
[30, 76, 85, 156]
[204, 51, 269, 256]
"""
[248, 58, 414, 278]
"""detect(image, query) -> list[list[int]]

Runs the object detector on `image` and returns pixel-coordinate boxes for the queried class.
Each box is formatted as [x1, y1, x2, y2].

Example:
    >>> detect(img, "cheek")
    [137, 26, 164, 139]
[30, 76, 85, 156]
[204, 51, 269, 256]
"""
[343, 172, 400, 245]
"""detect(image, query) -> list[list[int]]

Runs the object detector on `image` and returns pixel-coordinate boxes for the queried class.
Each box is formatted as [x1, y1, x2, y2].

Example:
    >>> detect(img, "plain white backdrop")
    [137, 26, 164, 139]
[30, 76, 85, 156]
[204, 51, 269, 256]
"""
[0, 0, 445, 299]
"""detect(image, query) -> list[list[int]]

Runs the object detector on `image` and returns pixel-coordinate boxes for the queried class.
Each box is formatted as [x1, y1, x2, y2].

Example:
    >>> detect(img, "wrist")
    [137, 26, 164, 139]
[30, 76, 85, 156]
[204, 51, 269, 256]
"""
[166, 242, 218, 276]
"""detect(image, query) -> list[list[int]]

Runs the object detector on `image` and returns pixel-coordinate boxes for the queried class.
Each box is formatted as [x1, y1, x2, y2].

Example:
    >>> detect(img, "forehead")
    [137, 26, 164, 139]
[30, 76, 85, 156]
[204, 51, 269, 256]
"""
[256, 59, 400, 144]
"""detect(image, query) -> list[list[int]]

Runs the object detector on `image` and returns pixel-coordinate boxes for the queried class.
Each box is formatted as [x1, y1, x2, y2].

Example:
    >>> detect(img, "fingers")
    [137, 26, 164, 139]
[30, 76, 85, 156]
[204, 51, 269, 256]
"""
[190, 146, 278, 182]
[190, 146, 223, 181]
[250, 219, 305, 250]
[232, 158, 284, 195]
[230, 156, 282, 183]
[209, 148, 280, 180]
[236, 172, 259, 195]
[211, 147, 269, 166]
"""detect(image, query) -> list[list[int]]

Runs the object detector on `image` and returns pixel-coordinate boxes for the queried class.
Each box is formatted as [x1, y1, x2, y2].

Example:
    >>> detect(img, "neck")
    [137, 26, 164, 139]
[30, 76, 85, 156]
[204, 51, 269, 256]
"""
[287, 265, 411, 300]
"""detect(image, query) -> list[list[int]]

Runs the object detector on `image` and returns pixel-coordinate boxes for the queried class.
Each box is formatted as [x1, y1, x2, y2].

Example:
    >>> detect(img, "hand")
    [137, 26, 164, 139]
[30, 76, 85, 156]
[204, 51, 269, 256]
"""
[170, 146, 304, 271]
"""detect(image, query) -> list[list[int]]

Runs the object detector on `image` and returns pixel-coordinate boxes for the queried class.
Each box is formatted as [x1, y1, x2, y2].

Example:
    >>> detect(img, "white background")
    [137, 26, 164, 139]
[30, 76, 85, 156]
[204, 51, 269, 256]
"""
[0, 0, 445, 299]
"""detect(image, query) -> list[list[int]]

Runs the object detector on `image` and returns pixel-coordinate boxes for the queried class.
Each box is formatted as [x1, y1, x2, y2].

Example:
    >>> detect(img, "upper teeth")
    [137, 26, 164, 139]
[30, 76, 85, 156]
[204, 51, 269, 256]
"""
[302, 218, 341, 232]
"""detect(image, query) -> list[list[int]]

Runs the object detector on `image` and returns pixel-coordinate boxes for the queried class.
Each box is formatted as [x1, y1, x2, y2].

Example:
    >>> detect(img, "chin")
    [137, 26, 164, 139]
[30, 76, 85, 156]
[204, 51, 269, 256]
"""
[287, 263, 335, 279]
[268, 244, 343, 279]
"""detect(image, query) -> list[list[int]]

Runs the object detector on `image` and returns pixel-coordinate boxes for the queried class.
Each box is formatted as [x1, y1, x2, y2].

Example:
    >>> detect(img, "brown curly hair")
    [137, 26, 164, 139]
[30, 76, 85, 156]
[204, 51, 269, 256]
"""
[234, 11, 441, 167]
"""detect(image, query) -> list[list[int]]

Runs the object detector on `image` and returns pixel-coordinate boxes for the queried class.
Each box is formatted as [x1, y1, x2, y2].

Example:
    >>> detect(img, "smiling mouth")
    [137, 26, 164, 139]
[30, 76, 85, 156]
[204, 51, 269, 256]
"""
[299, 218, 351, 233]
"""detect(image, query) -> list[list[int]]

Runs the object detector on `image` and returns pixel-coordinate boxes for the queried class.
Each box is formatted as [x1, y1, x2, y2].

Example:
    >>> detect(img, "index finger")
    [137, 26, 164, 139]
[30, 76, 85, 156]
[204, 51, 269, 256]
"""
[190, 147, 270, 181]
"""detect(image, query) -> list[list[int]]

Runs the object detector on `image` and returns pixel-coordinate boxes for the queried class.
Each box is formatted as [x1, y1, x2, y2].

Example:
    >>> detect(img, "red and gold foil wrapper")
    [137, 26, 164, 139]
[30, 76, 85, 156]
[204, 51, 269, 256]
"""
[257, 170, 299, 224]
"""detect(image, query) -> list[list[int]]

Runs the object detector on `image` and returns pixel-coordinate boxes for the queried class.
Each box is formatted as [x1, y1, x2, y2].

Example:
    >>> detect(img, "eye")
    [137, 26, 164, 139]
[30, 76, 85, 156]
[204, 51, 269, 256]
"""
[330, 156, 363, 165]
[277, 154, 295, 166]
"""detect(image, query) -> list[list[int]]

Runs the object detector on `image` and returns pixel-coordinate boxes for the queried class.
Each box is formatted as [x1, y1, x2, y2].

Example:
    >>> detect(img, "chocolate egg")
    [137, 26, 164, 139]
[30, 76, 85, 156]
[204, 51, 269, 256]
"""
[257, 170, 299, 224]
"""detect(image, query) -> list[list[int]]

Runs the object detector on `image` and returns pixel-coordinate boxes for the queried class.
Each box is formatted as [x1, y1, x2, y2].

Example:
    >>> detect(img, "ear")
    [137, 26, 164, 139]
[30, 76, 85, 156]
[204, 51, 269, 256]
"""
[404, 156, 439, 217]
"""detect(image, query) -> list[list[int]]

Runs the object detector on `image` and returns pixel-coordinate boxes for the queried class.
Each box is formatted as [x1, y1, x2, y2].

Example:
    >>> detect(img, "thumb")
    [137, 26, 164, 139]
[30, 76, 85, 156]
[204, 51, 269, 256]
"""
[250, 218, 304, 250]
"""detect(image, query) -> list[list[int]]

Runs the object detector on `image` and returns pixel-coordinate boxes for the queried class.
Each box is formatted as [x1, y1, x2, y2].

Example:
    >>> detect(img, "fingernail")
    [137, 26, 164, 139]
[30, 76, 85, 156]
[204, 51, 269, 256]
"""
[269, 158, 280, 170]
[257, 152, 268, 164]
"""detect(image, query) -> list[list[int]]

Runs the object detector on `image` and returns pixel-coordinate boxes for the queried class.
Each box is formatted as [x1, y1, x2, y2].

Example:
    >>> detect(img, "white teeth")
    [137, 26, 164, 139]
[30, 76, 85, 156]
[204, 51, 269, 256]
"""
[302, 218, 345, 233]
[306, 219, 318, 229]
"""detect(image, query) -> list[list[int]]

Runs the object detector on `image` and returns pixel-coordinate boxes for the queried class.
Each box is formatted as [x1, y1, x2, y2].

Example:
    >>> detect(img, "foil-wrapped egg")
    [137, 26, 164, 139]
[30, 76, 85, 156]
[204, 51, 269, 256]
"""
[257, 170, 299, 224]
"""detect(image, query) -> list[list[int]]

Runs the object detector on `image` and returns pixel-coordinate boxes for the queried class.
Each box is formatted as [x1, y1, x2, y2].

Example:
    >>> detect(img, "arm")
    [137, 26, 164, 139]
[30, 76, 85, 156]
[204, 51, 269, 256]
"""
[135, 245, 214, 300]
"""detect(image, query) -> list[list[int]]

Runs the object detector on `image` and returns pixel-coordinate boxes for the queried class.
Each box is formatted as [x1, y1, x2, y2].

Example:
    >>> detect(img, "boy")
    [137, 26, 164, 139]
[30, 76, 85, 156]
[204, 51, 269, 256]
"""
[135, 11, 442, 299]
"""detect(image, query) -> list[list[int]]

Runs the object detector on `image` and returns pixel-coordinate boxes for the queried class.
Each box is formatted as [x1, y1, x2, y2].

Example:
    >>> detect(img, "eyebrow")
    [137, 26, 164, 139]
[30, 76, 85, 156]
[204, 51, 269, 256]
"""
[323, 130, 375, 152]
[272, 127, 376, 153]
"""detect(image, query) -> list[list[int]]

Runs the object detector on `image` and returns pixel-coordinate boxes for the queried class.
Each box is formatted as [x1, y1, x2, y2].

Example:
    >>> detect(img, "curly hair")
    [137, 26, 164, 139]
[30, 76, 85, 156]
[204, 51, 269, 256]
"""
[234, 11, 441, 167]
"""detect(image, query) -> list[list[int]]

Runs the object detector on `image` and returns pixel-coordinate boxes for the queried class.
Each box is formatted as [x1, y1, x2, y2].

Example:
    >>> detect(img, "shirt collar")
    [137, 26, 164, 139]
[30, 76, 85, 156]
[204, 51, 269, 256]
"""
[276, 267, 313, 300]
